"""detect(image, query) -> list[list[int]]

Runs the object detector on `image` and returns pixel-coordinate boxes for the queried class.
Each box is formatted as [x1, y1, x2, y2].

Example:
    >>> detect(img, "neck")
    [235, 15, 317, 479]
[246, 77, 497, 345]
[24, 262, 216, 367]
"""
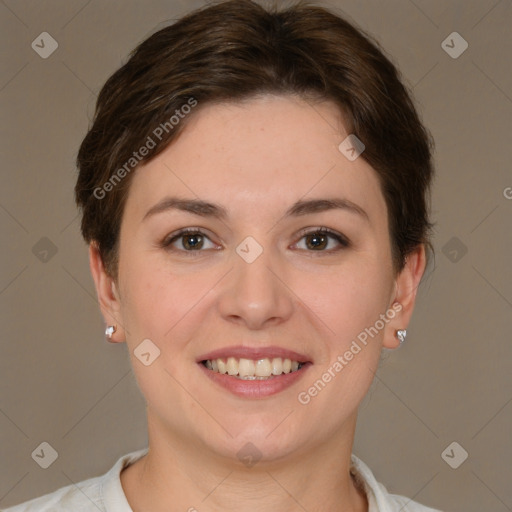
[121, 413, 368, 512]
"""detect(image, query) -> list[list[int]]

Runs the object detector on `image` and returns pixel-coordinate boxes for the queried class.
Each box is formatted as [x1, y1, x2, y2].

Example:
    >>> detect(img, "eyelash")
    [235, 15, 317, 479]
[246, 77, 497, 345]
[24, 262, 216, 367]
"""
[161, 227, 350, 255]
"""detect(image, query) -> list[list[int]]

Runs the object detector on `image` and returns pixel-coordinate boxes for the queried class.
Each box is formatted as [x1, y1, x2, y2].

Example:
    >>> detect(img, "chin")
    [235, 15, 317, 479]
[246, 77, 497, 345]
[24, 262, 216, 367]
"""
[202, 414, 307, 464]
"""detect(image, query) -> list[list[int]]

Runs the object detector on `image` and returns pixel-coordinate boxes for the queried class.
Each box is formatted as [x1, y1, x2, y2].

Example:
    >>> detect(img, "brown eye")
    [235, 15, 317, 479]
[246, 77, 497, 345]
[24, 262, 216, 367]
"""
[295, 228, 350, 252]
[181, 233, 204, 250]
[305, 232, 328, 250]
[162, 228, 217, 252]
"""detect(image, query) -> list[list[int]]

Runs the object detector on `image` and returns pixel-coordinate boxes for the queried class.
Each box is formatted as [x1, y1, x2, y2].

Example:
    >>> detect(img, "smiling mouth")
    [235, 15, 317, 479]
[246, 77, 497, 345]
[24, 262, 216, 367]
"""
[201, 357, 306, 380]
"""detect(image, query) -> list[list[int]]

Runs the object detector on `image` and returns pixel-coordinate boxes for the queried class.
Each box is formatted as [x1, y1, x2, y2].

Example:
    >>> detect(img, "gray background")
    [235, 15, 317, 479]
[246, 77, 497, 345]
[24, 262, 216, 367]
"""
[1, 1, 511, 511]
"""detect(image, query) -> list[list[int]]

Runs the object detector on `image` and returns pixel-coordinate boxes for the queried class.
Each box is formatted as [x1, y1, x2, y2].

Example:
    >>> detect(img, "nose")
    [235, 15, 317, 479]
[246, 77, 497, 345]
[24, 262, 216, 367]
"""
[216, 243, 294, 330]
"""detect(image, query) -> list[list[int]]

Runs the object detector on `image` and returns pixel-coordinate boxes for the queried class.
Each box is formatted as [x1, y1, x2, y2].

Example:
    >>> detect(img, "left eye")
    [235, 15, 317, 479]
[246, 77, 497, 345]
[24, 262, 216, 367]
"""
[294, 228, 349, 252]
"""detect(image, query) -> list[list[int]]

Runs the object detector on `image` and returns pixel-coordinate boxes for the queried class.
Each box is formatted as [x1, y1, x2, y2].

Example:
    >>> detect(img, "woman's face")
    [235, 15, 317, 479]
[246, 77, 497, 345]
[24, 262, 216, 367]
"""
[97, 95, 422, 462]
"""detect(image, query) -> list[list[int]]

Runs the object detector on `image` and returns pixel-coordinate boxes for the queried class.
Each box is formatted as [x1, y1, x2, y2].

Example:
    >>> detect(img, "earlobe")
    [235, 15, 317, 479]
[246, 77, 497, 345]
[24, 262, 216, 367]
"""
[382, 245, 427, 349]
[88, 243, 125, 343]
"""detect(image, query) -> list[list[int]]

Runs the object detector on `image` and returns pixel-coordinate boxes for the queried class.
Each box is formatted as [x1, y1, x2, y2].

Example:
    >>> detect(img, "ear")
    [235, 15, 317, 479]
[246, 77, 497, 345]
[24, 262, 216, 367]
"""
[89, 243, 125, 343]
[382, 245, 427, 349]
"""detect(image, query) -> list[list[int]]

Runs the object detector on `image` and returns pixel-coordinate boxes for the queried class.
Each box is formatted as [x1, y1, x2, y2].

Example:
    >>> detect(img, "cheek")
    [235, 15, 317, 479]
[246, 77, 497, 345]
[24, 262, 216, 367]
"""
[301, 262, 392, 348]
[117, 261, 212, 414]
[294, 264, 389, 422]
[120, 260, 210, 342]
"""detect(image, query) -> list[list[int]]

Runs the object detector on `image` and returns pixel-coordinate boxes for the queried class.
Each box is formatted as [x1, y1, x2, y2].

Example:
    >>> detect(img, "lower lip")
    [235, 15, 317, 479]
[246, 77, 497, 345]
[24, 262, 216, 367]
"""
[198, 362, 312, 399]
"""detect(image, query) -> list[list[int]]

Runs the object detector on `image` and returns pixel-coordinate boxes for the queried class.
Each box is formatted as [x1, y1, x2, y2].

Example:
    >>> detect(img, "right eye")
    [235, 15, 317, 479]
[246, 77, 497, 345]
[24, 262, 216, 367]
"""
[162, 228, 219, 253]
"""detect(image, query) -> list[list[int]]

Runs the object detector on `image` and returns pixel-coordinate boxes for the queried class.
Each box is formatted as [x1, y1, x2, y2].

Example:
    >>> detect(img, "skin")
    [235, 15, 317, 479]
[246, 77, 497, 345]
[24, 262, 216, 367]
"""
[89, 94, 426, 512]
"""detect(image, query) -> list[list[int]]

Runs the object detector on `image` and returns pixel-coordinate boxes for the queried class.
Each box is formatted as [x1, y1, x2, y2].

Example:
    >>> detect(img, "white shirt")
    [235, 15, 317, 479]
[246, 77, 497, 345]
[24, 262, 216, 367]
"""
[3, 448, 442, 511]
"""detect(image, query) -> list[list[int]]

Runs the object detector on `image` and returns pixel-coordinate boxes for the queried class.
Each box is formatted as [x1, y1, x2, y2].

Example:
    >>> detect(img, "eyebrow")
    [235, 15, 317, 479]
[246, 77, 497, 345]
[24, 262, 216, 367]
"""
[143, 196, 369, 222]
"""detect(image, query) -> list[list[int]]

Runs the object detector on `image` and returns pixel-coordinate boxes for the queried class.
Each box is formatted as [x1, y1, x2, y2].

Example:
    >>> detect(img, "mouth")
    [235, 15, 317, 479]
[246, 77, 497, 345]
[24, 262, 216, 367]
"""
[196, 346, 312, 398]
[201, 357, 305, 380]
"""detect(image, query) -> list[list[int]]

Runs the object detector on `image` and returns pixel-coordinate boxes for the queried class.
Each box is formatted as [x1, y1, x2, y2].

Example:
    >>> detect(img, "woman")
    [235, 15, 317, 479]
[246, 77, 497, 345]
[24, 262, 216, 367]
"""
[5, 0, 442, 510]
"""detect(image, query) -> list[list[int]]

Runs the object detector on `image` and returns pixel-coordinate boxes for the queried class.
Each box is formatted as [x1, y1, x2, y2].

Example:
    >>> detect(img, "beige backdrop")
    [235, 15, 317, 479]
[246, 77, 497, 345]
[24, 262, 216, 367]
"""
[1, 1, 511, 511]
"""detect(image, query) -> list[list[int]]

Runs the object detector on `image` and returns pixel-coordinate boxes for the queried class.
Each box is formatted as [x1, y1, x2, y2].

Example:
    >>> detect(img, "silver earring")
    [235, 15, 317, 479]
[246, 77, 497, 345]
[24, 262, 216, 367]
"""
[105, 325, 116, 340]
[396, 329, 407, 345]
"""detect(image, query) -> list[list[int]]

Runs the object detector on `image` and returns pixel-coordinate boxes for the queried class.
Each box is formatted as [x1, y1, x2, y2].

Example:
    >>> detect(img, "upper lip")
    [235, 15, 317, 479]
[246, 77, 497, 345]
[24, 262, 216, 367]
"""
[197, 345, 312, 363]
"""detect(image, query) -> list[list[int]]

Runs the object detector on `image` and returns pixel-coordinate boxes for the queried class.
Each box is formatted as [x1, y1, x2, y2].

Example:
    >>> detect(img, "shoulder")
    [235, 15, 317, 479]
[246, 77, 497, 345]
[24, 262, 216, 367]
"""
[383, 487, 443, 511]
[2, 448, 148, 512]
[350, 454, 443, 512]
[1, 475, 105, 512]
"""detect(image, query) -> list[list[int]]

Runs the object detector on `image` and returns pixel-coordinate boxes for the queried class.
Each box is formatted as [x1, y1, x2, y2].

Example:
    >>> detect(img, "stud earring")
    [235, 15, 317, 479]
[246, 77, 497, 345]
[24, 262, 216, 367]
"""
[396, 329, 407, 346]
[105, 325, 117, 340]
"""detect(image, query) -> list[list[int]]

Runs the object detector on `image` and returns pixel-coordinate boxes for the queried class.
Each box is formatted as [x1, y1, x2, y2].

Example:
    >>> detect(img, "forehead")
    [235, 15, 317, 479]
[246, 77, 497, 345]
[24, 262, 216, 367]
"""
[124, 95, 386, 222]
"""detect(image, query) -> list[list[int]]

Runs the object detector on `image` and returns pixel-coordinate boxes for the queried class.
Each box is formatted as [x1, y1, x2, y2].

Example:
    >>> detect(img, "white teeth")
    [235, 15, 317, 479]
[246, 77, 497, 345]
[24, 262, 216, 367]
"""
[203, 357, 303, 378]
[226, 357, 238, 376]
[238, 358, 255, 377]
[255, 358, 271, 377]
[271, 357, 283, 375]
[217, 359, 226, 374]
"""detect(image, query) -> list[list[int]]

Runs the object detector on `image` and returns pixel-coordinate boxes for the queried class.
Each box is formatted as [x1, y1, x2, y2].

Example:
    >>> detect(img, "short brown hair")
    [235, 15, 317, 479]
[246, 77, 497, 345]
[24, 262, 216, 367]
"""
[75, 0, 434, 278]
